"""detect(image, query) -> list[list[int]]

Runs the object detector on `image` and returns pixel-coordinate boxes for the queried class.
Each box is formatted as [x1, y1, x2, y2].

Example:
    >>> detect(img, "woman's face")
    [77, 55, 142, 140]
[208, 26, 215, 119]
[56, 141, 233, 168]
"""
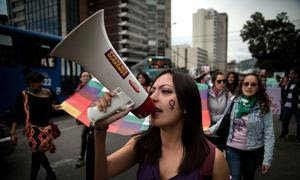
[149, 74, 183, 127]
[80, 72, 90, 84]
[138, 74, 146, 85]
[214, 74, 225, 91]
[242, 75, 258, 97]
[227, 74, 235, 84]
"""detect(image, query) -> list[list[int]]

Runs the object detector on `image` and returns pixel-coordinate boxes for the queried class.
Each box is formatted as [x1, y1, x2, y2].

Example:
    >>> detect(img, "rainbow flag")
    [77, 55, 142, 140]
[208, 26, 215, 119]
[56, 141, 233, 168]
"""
[61, 80, 105, 127]
[196, 83, 211, 130]
[61, 80, 211, 135]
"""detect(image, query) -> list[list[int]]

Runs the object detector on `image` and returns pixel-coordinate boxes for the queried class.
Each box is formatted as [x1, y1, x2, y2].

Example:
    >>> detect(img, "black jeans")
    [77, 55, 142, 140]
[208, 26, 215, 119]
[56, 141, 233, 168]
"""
[79, 125, 89, 158]
[31, 152, 52, 180]
[281, 107, 300, 141]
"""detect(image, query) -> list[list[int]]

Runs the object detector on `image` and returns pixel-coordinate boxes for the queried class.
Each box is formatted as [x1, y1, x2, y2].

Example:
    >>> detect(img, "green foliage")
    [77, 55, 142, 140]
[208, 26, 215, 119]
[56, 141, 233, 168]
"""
[241, 12, 299, 72]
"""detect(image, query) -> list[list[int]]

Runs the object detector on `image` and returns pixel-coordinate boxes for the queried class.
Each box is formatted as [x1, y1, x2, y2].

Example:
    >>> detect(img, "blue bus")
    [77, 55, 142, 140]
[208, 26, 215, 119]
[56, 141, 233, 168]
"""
[131, 56, 172, 79]
[0, 25, 81, 118]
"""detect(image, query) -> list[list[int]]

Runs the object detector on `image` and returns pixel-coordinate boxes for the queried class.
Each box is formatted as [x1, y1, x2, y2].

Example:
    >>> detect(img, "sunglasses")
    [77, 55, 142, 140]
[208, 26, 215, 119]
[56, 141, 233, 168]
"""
[243, 82, 257, 87]
[216, 80, 226, 84]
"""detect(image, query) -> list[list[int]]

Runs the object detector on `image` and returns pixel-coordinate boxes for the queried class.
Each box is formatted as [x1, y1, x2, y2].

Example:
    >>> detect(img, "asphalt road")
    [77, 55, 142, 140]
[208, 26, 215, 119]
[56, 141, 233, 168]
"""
[1, 114, 299, 180]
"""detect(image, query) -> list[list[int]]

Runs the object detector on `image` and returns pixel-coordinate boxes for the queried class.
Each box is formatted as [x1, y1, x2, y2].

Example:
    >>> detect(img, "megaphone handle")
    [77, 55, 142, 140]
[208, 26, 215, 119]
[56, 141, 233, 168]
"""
[87, 87, 134, 125]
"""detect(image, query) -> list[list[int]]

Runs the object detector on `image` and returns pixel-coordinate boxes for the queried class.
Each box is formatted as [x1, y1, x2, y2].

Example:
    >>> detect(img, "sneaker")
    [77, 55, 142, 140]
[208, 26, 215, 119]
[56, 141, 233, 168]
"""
[75, 156, 84, 168]
[46, 171, 56, 180]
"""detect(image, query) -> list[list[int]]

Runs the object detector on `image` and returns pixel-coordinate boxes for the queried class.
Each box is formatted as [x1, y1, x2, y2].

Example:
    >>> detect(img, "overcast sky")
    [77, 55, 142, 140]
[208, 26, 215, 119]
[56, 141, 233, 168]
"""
[172, 0, 300, 62]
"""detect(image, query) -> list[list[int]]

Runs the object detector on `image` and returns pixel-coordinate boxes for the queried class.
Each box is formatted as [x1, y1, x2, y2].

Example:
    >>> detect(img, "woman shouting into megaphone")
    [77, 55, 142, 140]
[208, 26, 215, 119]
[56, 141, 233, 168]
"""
[93, 70, 229, 180]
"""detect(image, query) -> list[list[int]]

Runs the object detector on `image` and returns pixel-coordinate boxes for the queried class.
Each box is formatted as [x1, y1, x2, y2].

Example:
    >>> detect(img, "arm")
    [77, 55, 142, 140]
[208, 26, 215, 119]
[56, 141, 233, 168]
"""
[212, 149, 230, 180]
[261, 111, 275, 174]
[94, 92, 136, 180]
[10, 122, 18, 144]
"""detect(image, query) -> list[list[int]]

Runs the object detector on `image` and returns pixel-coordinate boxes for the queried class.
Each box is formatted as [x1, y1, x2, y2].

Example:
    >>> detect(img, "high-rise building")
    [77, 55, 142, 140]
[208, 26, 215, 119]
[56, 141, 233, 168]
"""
[172, 44, 208, 75]
[5, 0, 87, 36]
[88, 0, 148, 66]
[0, 0, 8, 24]
[146, 0, 171, 58]
[192, 9, 228, 72]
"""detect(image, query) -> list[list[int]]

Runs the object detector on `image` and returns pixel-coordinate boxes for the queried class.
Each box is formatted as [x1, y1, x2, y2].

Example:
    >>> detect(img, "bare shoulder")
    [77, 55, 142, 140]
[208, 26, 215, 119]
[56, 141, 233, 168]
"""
[212, 149, 229, 180]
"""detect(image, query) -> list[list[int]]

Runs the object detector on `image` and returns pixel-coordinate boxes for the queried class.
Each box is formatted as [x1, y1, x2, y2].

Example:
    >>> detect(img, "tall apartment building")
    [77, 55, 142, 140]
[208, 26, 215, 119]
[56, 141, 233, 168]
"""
[146, 0, 171, 58]
[192, 9, 228, 72]
[6, 0, 87, 36]
[0, 0, 8, 24]
[88, 0, 148, 66]
[172, 44, 208, 75]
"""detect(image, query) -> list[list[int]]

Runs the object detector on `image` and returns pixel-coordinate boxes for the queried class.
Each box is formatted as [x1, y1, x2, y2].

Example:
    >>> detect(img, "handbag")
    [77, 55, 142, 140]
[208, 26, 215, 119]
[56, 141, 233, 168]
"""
[22, 91, 56, 153]
[215, 100, 235, 150]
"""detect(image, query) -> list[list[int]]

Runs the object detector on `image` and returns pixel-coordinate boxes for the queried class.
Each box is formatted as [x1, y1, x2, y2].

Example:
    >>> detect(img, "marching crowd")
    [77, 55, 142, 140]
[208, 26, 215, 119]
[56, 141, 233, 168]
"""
[9, 68, 300, 180]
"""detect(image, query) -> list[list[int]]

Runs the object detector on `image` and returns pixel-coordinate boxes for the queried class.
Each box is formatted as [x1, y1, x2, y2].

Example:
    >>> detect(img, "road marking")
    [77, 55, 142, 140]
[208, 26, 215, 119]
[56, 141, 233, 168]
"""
[61, 125, 78, 132]
[51, 158, 74, 168]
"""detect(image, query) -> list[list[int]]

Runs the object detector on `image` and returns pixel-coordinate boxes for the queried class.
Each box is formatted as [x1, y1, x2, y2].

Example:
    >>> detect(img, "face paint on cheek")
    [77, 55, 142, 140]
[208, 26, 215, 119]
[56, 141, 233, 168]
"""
[169, 100, 175, 110]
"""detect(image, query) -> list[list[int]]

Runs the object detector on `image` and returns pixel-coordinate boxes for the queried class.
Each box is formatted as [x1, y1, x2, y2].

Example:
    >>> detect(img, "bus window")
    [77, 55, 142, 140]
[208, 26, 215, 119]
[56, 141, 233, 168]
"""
[21, 42, 56, 68]
[0, 45, 17, 66]
[148, 58, 171, 69]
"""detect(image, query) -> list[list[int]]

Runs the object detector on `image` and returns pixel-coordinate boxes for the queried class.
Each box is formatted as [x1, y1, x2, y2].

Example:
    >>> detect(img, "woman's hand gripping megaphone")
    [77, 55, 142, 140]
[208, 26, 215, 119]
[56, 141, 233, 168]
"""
[93, 92, 133, 130]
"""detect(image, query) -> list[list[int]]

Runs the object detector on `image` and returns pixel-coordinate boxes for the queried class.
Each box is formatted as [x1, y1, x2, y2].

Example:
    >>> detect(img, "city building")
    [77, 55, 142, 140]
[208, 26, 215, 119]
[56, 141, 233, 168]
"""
[172, 44, 208, 76]
[227, 60, 237, 72]
[0, 0, 8, 24]
[88, 0, 148, 66]
[192, 8, 228, 72]
[5, 0, 87, 36]
[146, 0, 171, 58]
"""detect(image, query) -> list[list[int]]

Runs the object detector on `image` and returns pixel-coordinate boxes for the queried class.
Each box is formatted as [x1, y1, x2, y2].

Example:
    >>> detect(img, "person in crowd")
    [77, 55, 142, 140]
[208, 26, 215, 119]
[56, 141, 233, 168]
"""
[10, 69, 61, 180]
[258, 69, 268, 87]
[207, 71, 230, 150]
[206, 73, 275, 180]
[208, 72, 230, 126]
[137, 72, 152, 92]
[75, 71, 92, 167]
[226, 72, 239, 97]
[278, 76, 289, 121]
[93, 70, 229, 180]
[279, 69, 300, 142]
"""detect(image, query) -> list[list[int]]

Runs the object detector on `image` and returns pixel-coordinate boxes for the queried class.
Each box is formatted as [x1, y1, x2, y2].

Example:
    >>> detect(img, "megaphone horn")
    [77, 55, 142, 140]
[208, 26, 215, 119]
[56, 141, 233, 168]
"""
[51, 9, 155, 124]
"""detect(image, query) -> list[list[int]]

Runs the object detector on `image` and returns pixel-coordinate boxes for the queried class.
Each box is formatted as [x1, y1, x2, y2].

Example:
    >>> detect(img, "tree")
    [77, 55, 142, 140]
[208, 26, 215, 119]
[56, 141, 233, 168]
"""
[241, 12, 299, 73]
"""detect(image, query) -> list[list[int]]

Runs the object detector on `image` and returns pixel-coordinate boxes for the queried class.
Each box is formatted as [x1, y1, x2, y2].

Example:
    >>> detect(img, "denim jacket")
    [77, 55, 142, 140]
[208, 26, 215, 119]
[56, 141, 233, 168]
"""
[209, 96, 275, 166]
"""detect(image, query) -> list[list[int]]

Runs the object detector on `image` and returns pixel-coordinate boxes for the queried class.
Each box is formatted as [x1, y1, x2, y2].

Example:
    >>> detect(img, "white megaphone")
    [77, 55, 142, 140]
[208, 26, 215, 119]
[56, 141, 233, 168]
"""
[50, 9, 155, 125]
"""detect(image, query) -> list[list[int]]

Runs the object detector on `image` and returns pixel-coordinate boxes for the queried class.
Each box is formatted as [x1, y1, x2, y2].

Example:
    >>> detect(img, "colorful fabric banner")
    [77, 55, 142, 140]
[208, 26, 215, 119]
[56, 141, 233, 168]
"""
[266, 87, 281, 115]
[61, 80, 211, 135]
[61, 80, 105, 127]
[196, 83, 211, 130]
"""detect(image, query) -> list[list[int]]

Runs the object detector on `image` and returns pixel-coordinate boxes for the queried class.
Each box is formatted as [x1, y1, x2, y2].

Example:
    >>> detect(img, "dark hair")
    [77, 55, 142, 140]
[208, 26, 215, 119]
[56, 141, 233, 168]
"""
[211, 71, 224, 84]
[236, 73, 271, 114]
[79, 71, 91, 79]
[134, 70, 209, 173]
[23, 67, 45, 83]
[226, 72, 239, 94]
[137, 72, 151, 86]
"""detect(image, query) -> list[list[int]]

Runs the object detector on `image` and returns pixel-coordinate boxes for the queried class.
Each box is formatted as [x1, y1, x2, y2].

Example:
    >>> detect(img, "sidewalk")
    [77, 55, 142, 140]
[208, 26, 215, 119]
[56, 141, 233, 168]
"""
[256, 115, 300, 180]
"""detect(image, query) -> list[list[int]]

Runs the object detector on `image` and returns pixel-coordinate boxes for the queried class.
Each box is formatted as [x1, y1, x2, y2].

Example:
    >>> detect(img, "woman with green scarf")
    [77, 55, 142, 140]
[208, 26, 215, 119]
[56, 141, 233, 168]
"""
[206, 73, 275, 180]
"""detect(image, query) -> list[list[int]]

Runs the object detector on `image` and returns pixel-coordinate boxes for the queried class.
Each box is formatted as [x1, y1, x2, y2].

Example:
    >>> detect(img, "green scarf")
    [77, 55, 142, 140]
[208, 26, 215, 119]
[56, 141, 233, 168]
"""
[236, 95, 257, 118]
